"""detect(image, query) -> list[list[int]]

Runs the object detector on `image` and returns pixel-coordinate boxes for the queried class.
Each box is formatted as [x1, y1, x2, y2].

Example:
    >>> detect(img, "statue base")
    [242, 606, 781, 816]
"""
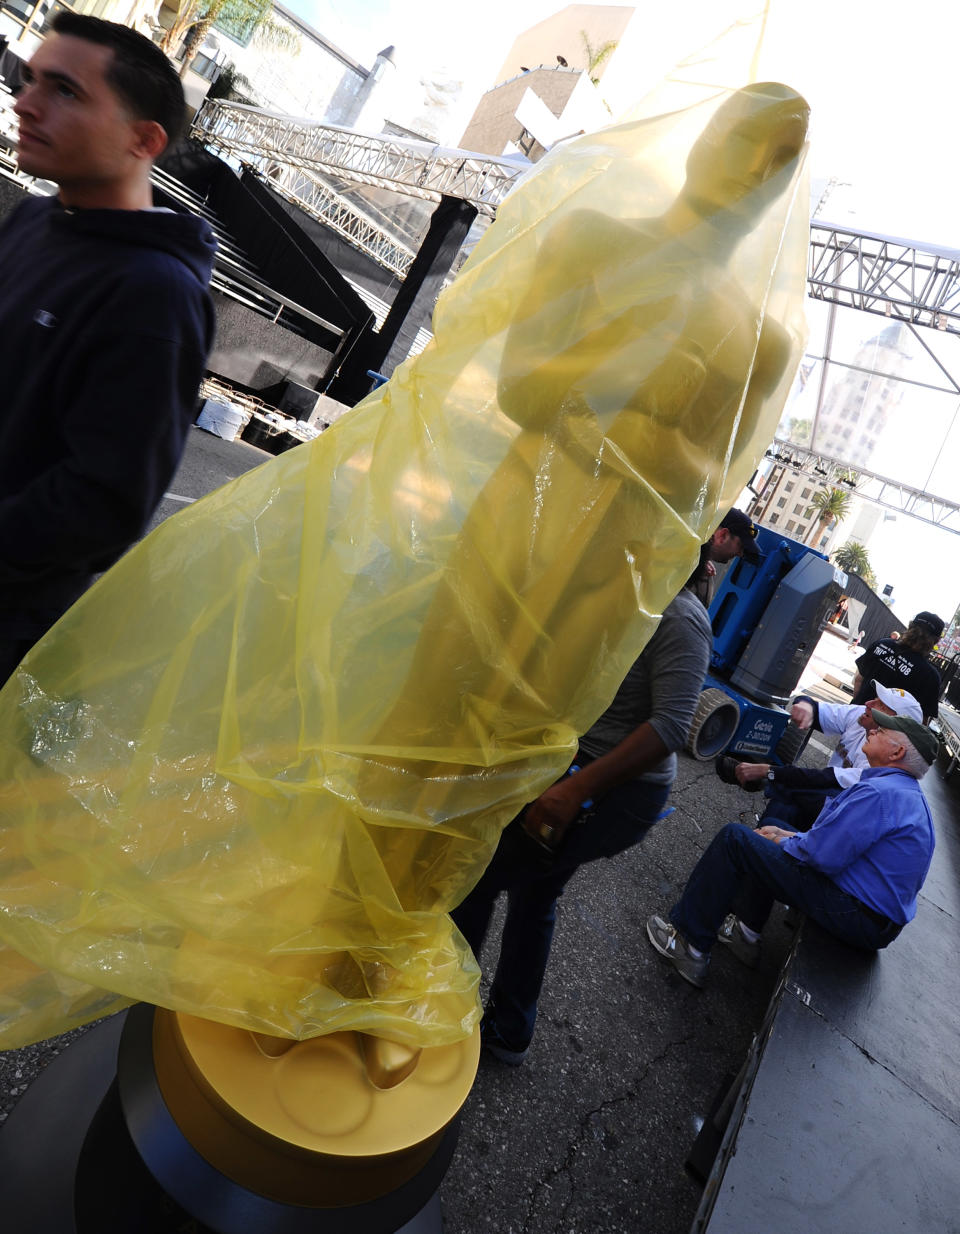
[0, 1005, 462, 1232]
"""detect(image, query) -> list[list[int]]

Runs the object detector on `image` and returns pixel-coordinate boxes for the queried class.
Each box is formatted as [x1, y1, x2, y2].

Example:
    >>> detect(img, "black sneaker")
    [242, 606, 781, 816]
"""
[715, 754, 765, 792]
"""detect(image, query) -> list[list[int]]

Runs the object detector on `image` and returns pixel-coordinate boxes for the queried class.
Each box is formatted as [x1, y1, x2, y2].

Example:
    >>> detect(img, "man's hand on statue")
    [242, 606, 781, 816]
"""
[755, 825, 794, 844]
[790, 701, 814, 730]
[523, 781, 584, 848]
[735, 762, 770, 785]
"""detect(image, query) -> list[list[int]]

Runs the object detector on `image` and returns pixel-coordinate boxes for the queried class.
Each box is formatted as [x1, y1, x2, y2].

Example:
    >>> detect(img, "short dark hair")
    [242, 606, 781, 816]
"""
[51, 11, 186, 144]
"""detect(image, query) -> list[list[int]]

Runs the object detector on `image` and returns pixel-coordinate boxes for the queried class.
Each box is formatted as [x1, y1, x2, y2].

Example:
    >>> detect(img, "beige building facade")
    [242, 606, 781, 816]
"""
[460, 63, 606, 159]
[459, 4, 634, 159]
[492, 3, 634, 87]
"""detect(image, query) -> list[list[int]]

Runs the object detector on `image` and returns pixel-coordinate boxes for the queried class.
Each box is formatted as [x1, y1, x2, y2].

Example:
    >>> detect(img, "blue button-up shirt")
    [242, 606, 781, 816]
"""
[780, 767, 934, 924]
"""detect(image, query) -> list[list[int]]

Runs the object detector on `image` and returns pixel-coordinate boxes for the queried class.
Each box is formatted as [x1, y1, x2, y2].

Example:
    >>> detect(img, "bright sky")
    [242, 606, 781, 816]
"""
[285, 0, 554, 82]
[868, 520, 957, 629]
[286, 0, 960, 241]
[284, 0, 960, 629]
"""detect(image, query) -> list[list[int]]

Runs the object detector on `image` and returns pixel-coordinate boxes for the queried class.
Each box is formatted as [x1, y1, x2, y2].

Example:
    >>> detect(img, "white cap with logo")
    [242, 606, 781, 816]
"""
[873, 683, 923, 723]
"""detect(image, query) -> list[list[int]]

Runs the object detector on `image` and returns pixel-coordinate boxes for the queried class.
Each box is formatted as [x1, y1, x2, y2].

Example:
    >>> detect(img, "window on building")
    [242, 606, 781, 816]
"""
[516, 127, 538, 157]
[801, 487, 811, 499]
[1, 0, 37, 21]
[1, 0, 76, 41]
[214, 0, 264, 46]
[770, 514, 779, 524]
[776, 497, 787, 508]
[785, 481, 795, 492]
[797, 524, 806, 536]
[793, 502, 804, 514]
[786, 519, 796, 531]
[191, 52, 221, 82]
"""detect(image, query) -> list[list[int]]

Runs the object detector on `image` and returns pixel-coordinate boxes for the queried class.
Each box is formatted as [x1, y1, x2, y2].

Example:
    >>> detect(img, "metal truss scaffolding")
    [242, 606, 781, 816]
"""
[195, 102, 960, 336]
[192, 101, 524, 214]
[265, 165, 417, 279]
[799, 228, 960, 536]
[190, 100, 959, 531]
[809, 224, 960, 336]
[762, 439, 960, 535]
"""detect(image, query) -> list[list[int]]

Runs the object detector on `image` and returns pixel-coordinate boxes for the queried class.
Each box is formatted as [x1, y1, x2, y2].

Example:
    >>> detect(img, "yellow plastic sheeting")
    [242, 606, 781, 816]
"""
[0, 84, 810, 1049]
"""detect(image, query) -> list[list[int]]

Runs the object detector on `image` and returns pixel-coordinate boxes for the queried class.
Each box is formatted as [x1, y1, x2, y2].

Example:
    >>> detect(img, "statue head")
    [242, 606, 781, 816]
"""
[681, 83, 810, 230]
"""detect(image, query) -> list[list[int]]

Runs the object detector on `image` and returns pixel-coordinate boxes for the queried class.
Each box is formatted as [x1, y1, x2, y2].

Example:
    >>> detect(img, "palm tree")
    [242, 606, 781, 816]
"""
[162, 0, 217, 58]
[580, 31, 618, 85]
[207, 59, 256, 104]
[833, 541, 875, 588]
[784, 415, 812, 447]
[163, 0, 299, 77]
[806, 487, 851, 547]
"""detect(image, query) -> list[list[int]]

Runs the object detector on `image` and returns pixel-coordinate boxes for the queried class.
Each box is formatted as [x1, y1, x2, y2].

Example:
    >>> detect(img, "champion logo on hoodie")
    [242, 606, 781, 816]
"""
[34, 309, 58, 328]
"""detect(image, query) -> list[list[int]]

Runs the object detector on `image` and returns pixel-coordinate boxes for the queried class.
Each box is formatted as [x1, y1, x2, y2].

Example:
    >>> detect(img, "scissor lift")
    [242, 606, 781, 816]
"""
[687, 526, 847, 764]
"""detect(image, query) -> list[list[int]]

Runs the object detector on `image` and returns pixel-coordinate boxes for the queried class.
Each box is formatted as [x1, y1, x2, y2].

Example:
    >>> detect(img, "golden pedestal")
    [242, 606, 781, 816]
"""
[0, 1005, 478, 1233]
[154, 1009, 480, 1210]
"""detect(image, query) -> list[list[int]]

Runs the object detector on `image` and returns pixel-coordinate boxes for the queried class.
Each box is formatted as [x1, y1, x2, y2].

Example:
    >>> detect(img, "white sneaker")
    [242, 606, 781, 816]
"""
[716, 915, 761, 968]
[646, 915, 709, 988]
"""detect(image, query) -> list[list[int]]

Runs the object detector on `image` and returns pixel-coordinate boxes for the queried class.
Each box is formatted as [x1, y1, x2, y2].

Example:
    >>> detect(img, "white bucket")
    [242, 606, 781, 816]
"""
[196, 399, 245, 442]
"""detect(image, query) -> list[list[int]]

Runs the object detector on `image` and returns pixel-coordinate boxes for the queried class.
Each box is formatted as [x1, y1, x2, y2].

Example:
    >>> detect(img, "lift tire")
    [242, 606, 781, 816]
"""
[774, 719, 812, 766]
[687, 688, 741, 761]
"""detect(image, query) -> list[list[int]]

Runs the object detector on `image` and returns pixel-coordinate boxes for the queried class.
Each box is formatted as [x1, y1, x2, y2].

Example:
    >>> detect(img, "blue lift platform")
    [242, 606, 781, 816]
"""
[687, 526, 847, 764]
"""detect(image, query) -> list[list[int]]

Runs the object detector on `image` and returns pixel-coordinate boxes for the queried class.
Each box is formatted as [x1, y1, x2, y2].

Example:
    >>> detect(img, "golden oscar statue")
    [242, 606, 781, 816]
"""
[0, 84, 809, 1227]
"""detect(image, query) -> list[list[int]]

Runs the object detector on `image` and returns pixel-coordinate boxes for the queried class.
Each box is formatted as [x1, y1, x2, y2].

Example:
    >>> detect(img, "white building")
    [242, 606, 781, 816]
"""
[752, 322, 917, 555]
[0, 1, 391, 131]
[166, 2, 373, 124]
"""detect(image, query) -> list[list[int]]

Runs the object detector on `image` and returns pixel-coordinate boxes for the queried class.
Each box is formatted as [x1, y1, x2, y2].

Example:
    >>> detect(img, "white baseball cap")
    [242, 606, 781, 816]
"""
[873, 683, 923, 723]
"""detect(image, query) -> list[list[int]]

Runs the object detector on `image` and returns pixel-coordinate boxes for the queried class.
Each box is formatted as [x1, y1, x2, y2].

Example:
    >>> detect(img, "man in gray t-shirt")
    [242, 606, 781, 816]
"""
[578, 587, 713, 790]
[451, 585, 712, 1065]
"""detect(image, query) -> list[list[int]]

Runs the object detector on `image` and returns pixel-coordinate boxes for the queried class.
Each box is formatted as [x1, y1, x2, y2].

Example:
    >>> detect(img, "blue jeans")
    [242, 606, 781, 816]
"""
[451, 773, 671, 1051]
[761, 782, 843, 832]
[670, 823, 902, 953]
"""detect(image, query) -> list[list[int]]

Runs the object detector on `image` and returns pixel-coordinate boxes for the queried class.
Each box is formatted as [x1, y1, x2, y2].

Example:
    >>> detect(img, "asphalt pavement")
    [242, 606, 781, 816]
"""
[440, 749, 803, 1234]
[0, 429, 837, 1233]
[150, 424, 276, 527]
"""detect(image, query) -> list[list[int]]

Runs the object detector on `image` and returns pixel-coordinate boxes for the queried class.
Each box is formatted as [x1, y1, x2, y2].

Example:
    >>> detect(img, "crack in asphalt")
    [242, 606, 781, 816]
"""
[520, 1030, 699, 1233]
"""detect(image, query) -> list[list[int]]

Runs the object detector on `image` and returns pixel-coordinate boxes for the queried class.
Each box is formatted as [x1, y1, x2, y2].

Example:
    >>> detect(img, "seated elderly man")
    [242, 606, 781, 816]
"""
[647, 713, 938, 987]
[729, 683, 923, 831]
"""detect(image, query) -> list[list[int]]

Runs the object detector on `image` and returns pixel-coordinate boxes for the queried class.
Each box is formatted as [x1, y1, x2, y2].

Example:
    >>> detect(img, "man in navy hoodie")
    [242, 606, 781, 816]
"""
[0, 13, 215, 682]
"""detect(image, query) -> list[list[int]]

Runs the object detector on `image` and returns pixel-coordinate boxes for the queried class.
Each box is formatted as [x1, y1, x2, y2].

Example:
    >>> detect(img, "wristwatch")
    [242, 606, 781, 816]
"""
[766, 769, 776, 782]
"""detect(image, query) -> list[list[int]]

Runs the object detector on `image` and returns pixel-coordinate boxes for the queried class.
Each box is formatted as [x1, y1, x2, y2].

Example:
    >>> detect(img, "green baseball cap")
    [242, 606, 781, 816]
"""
[872, 711, 940, 765]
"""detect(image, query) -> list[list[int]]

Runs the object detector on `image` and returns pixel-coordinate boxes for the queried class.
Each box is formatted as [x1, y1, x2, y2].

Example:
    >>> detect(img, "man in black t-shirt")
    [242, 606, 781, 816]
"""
[852, 611, 944, 721]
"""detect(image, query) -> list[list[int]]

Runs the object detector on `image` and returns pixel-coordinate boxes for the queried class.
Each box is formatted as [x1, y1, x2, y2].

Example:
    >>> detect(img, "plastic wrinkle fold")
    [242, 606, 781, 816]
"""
[0, 83, 810, 1049]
